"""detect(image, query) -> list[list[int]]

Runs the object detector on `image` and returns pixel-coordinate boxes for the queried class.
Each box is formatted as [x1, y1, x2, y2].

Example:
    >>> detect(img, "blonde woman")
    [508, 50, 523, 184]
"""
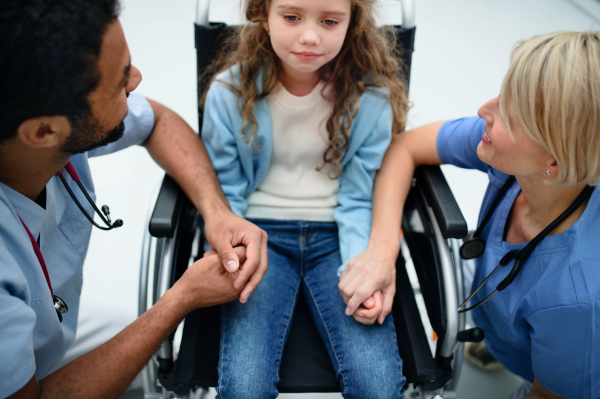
[343, 31, 600, 398]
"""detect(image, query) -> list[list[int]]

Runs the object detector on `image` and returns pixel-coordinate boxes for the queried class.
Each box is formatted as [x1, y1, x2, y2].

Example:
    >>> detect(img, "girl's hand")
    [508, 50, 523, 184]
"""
[352, 291, 383, 325]
[338, 246, 397, 325]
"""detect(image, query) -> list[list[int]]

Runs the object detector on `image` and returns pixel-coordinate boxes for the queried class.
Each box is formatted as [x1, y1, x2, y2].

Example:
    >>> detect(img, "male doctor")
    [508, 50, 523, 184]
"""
[0, 0, 268, 397]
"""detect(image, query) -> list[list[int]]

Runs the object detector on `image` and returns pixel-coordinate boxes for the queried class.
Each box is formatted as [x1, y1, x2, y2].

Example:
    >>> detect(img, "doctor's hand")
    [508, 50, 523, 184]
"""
[174, 246, 248, 311]
[338, 245, 397, 325]
[203, 211, 268, 304]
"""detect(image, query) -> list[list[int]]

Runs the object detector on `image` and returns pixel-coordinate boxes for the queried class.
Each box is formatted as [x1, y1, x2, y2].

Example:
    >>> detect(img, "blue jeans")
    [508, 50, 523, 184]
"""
[216, 220, 405, 399]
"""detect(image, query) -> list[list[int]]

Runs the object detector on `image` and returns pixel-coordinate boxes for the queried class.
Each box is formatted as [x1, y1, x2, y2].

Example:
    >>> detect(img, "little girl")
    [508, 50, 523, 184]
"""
[201, 0, 410, 397]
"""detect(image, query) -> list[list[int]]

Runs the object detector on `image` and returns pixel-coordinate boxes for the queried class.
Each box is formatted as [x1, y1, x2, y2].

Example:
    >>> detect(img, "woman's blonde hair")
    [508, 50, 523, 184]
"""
[202, 0, 410, 178]
[500, 31, 600, 186]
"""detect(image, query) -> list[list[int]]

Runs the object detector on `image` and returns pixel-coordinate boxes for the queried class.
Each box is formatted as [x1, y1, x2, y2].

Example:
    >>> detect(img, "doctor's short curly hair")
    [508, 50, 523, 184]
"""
[500, 31, 600, 186]
[0, 0, 121, 143]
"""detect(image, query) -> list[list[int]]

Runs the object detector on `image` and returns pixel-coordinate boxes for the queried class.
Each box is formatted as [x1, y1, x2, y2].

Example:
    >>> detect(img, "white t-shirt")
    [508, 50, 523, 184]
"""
[245, 82, 339, 221]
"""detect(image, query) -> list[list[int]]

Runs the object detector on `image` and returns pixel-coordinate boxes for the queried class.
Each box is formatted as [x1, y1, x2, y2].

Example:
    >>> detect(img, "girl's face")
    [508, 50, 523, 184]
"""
[476, 96, 555, 179]
[263, 0, 351, 83]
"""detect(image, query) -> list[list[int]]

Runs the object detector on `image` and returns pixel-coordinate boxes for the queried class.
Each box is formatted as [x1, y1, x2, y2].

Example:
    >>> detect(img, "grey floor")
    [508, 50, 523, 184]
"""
[82, 0, 597, 398]
[119, 361, 524, 399]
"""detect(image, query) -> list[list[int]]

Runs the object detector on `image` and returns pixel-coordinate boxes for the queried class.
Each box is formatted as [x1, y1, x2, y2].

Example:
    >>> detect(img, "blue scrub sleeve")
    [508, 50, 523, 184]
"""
[528, 304, 600, 398]
[87, 92, 155, 158]
[436, 117, 490, 173]
[0, 242, 37, 396]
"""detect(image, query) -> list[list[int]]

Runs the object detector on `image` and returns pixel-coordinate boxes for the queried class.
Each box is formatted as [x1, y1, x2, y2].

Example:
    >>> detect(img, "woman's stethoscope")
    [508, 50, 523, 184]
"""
[457, 176, 594, 313]
[19, 161, 123, 322]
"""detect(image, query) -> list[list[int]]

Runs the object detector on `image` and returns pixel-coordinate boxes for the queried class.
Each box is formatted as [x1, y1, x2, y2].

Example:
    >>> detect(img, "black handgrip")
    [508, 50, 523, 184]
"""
[415, 165, 468, 239]
[149, 174, 186, 238]
[457, 327, 485, 343]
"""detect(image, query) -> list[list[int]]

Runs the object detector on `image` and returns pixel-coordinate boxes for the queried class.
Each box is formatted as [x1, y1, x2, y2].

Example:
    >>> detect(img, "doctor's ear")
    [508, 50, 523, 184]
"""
[17, 116, 70, 149]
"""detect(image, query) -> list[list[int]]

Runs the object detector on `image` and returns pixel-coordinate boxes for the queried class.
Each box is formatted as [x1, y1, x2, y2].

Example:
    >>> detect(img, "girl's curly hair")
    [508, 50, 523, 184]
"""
[202, 0, 411, 177]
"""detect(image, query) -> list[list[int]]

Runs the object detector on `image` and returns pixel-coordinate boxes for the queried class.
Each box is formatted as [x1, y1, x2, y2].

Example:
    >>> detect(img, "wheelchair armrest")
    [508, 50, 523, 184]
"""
[149, 174, 186, 238]
[415, 165, 467, 239]
[396, 165, 466, 389]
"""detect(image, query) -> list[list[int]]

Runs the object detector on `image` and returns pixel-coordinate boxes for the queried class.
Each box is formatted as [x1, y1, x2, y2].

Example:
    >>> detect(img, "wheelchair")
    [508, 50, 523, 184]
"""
[139, 0, 482, 397]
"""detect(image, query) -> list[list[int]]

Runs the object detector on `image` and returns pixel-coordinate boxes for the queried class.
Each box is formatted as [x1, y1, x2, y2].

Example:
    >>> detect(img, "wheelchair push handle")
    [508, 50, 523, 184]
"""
[400, 0, 415, 29]
[196, 0, 209, 26]
[196, 0, 416, 28]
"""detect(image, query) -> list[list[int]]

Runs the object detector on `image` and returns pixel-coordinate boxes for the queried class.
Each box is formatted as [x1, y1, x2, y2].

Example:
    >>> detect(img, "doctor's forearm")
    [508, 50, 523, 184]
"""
[12, 249, 245, 399]
[143, 98, 231, 219]
[141, 99, 269, 293]
[40, 288, 188, 398]
[6, 288, 192, 399]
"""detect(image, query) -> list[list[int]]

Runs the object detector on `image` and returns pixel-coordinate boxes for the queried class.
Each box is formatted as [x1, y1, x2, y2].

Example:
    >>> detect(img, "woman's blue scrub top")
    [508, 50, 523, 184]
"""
[0, 93, 154, 397]
[438, 117, 599, 399]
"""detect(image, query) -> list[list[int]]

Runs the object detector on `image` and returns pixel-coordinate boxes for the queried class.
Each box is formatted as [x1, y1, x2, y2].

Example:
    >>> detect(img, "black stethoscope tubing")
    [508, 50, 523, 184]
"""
[57, 161, 123, 231]
[459, 176, 516, 260]
[458, 177, 593, 313]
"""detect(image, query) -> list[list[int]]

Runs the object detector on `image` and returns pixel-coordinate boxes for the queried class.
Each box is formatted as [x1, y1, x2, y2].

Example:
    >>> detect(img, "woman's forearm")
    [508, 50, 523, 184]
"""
[369, 141, 415, 256]
[368, 121, 446, 255]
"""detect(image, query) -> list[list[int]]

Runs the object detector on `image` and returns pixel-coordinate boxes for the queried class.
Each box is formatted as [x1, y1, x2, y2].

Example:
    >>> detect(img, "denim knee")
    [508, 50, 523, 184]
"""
[217, 371, 279, 399]
[341, 370, 406, 399]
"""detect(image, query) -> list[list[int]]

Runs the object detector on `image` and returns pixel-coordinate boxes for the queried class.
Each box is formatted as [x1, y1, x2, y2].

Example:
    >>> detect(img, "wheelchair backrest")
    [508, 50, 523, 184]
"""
[194, 0, 416, 129]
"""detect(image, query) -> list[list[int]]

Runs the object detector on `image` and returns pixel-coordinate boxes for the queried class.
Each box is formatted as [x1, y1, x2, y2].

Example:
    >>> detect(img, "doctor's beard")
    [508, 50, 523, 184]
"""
[60, 112, 126, 156]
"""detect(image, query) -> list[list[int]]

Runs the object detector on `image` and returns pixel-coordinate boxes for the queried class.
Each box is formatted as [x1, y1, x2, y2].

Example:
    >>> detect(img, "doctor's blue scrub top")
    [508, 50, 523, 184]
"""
[438, 116, 600, 399]
[0, 92, 154, 397]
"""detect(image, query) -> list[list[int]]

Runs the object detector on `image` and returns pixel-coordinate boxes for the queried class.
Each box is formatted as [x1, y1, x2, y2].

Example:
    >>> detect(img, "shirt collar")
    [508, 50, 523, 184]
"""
[1, 180, 55, 243]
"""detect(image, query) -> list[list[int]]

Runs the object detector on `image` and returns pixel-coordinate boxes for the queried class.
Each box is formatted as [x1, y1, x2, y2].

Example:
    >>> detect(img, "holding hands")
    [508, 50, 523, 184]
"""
[175, 246, 248, 311]
[338, 244, 399, 325]
[203, 210, 269, 303]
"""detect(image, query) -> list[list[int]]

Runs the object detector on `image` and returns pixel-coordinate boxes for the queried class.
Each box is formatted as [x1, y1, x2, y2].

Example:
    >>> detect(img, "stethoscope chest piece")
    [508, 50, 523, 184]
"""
[460, 235, 486, 259]
[53, 295, 68, 323]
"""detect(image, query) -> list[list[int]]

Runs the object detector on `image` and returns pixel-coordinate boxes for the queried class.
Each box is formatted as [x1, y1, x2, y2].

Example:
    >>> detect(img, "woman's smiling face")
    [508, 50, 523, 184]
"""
[476, 96, 555, 179]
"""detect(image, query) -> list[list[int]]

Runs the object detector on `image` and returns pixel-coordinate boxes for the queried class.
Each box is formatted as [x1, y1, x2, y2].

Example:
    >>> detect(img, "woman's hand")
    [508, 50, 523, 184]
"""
[338, 245, 398, 325]
[341, 122, 445, 325]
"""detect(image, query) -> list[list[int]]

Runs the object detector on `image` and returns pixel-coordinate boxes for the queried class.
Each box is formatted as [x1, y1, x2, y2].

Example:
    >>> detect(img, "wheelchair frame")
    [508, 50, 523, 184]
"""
[138, 1, 479, 397]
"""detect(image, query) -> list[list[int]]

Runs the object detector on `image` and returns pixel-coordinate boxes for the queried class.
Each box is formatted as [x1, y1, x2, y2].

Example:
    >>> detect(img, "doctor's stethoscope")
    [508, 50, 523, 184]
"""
[457, 175, 594, 313]
[19, 161, 123, 322]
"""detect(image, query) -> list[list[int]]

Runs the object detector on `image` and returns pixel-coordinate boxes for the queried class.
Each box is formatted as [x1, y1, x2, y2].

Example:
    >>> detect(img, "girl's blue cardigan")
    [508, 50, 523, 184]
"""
[201, 66, 393, 274]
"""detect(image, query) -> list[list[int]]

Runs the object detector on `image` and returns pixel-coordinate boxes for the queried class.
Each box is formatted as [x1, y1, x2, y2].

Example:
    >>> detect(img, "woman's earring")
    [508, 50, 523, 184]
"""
[546, 170, 551, 176]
